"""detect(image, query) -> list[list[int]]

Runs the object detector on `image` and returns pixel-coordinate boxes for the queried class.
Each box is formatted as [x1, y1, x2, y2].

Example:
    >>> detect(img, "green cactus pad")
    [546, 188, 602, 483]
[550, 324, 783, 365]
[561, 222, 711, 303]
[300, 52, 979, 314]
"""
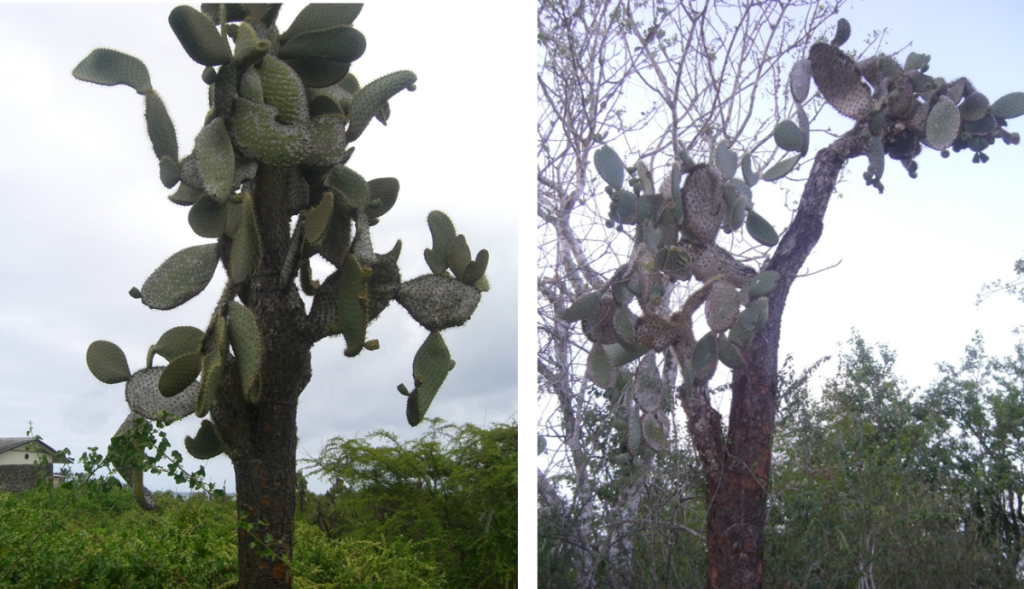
[706, 281, 740, 333]
[681, 164, 723, 246]
[259, 56, 309, 126]
[196, 118, 235, 203]
[612, 307, 634, 347]
[396, 274, 481, 331]
[446, 235, 472, 279]
[641, 413, 669, 452]
[745, 209, 779, 247]
[809, 42, 872, 119]
[405, 331, 453, 426]
[991, 92, 1024, 120]
[124, 367, 198, 419]
[868, 135, 885, 178]
[460, 250, 489, 287]
[925, 95, 961, 150]
[716, 332, 747, 369]
[239, 68, 264, 103]
[232, 97, 312, 165]
[424, 211, 457, 275]
[346, 70, 417, 141]
[737, 297, 769, 332]
[149, 325, 203, 366]
[715, 141, 738, 178]
[335, 254, 369, 357]
[158, 351, 202, 398]
[959, 92, 990, 123]
[789, 59, 811, 103]
[159, 157, 180, 189]
[305, 191, 334, 246]
[594, 145, 625, 189]
[366, 178, 400, 218]
[748, 271, 780, 298]
[287, 56, 353, 89]
[773, 120, 805, 152]
[195, 316, 227, 417]
[587, 344, 616, 390]
[168, 5, 232, 66]
[626, 404, 642, 456]
[228, 301, 262, 403]
[830, 18, 851, 47]
[279, 24, 366, 64]
[325, 165, 368, 209]
[280, 4, 362, 42]
[741, 153, 759, 187]
[562, 291, 601, 323]
[304, 115, 348, 168]
[230, 193, 261, 284]
[633, 353, 663, 413]
[692, 331, 719, 381]
[232, 21, 270, 69]
[309, 95, 344, 117]
[903, 52, 930, 72]
[762, 154, 800, 182]
[317, 200, 352, 267]
[188, 195, 227, 238]
[140, 243, 219, 310]
[144, 91, 177, 162]
[184, 419, 223, 460]
[87, 340, 132, 384]
[169, 183, 203, 206]
[72, 48, 152, 94]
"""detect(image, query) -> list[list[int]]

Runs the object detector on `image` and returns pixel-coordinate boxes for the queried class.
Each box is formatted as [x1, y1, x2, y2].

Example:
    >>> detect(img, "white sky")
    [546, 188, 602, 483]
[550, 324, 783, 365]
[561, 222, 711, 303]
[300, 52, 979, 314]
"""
[0, 3, 534, 496]
[535, 0, 1024, 566]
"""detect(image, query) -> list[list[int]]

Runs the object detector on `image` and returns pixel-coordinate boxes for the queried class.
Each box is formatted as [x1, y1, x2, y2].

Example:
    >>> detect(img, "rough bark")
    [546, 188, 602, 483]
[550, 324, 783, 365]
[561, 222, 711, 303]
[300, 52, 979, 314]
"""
[212, 165, 315, 588]
[698, 127, 869, 588]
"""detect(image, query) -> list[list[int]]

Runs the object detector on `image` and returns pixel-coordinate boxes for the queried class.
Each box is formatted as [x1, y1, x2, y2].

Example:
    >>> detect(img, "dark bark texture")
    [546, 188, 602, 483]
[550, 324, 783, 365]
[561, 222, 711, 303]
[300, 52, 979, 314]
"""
[212, 166, 316, 588]
[691, 128, 868, 588]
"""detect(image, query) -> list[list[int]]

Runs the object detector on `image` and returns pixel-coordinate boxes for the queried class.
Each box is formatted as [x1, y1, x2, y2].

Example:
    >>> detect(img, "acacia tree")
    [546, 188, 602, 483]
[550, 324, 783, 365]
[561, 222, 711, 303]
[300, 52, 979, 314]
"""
[75, 5, 488, 588]
[539, 1, 1023, 586]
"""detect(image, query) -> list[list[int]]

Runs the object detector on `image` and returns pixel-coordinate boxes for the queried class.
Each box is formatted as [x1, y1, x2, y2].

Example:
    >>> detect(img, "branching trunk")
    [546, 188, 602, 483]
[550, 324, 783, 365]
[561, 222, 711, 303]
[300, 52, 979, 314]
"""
[696, 127, 868, 588]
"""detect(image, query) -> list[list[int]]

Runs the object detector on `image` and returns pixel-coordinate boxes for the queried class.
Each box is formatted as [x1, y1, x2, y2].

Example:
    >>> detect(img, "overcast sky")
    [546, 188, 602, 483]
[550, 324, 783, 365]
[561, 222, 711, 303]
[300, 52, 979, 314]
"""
[0, 3, 533, 495]
[535, 0, 1024, 513]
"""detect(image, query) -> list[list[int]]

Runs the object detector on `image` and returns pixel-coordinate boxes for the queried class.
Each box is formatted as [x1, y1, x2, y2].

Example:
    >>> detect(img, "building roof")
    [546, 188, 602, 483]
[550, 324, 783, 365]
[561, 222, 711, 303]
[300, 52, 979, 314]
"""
[0, 437, 69, 462]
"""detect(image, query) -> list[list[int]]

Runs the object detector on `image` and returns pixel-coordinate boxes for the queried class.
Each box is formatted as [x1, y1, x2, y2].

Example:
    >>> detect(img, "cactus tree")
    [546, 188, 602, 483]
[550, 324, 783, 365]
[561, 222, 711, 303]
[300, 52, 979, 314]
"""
[566, 17, 1021, 588]
[76, 5, 488, 587]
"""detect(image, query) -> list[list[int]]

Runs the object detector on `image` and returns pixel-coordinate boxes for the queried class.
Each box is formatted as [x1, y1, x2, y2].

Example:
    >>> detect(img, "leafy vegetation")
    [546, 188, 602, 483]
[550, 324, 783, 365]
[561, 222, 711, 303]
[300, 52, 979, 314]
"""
[0, 420, 515, 589]
[539, 333, 1024, 587]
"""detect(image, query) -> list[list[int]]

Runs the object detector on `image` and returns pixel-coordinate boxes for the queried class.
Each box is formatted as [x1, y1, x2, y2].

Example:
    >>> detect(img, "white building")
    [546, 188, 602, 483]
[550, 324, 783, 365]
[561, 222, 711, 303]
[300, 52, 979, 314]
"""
[0, 437, 69, 492]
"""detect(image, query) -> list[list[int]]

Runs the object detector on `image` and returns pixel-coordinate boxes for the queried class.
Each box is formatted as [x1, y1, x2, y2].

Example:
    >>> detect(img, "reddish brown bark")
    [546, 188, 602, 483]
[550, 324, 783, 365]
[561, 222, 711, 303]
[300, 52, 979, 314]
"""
[692, 128, 869, 588]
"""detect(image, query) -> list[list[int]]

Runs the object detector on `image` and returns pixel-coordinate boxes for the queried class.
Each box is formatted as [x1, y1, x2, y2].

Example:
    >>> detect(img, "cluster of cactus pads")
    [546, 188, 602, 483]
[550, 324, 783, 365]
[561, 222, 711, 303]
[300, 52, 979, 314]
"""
[564, 129, 782, 463]
[564, 18, 1021, 467]
[783, 18, 1023, 191]
[78, 4, 487, 507]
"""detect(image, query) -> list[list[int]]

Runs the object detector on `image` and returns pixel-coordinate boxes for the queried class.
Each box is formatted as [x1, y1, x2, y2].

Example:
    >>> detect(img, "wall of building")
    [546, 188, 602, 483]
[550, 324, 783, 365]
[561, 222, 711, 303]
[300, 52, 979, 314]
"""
[0, 443, 50, 466]
[0, 463, 53, 493]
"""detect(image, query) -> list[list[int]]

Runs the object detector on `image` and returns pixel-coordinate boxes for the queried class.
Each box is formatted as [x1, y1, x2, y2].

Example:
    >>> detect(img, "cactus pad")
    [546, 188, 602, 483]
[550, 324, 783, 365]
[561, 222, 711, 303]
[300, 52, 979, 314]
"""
[396, 274, 481, 331]
[87, 340, 132, 384]
[232, 97, 312, 165]
[228, 301, 262, 403]
[72, 48, 152, 94]
[692, 331, 719, 381]
[594, 145, 625, 189]
[140, 243, 219, 310]
[346, 70, 417, 141]
[168, 5, 232, 66]
[773, 120, 805, 152]
[925, 95, 961, 150]
[281, 5, 362, 42]
[305, 191, 335, 246]
[705, 281, 740, 333]
[745, 209, 779, 247]
[681, 164, 723, 245]
[366, 178, 400, 219]
[405, 331, 453, 426]
[424, 211, 457, 275]
[809, 42, 872, 119]
[789, 59, 811, 103]
[230, 193, 261, 284]
[158, 351, 202, 398]
[335, 254, 369, 357]
[748, 271, 780, 298]
[144, 91, 177, 162]
[184, 419, 223, 460]
[587, 344, 616, 390]
[149, 325, 203, 366]
[991, 92, 1024, 120]
[325, 165, 368, 209]
[124, 367, 198, 419]
[259, 56, 309, 126]
[196, 118, 235, 202]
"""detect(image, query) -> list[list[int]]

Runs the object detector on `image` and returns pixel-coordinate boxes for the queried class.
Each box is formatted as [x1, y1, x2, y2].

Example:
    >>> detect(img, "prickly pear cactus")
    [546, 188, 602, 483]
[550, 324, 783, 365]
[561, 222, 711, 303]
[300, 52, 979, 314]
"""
[783, 18, 1022, 192]
[564, 17, 1020, 480]
[77, 4, 488, 508]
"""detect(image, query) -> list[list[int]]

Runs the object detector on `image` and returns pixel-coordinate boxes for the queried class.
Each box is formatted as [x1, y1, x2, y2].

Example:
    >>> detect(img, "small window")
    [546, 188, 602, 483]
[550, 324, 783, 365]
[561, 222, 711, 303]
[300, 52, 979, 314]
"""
[25, 454, 30, 460]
